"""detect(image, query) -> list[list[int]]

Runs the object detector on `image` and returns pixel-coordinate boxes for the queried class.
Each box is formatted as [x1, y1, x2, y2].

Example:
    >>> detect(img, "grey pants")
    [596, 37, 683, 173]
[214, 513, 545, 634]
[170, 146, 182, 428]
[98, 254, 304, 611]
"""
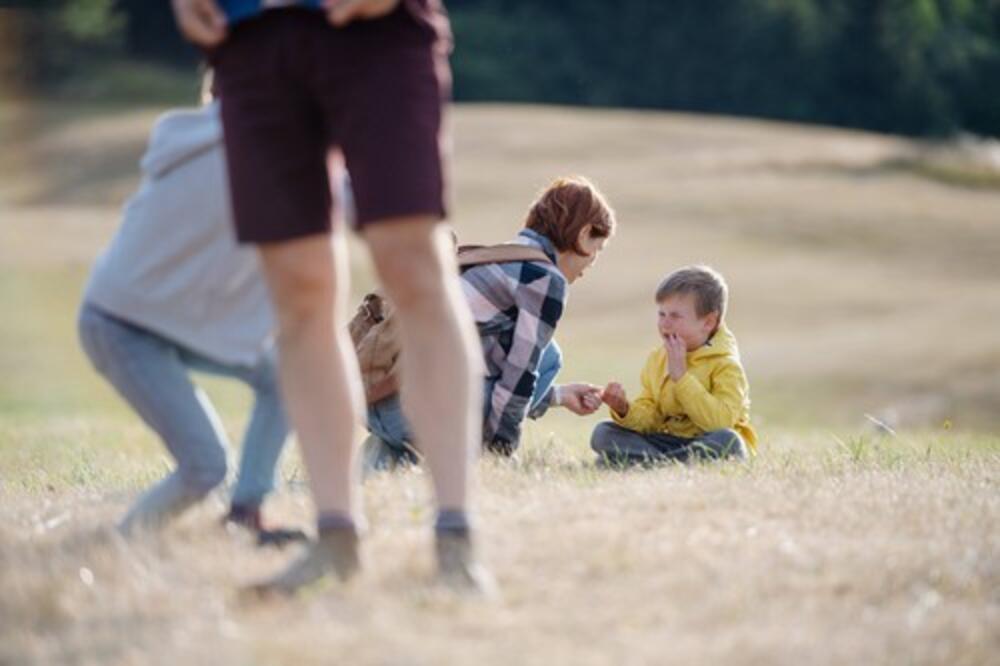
[590, 421, 748, 465]
[78, 303, 290, 533]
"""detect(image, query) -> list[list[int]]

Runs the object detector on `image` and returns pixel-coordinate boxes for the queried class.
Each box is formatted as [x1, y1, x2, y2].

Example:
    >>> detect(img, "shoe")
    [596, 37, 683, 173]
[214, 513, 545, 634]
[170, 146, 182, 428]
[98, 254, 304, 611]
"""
[244, 526, 361, 597]
[224, 504, 263, 531]
[360, 434, 420, 479]
[224, 505, 308, 548]
[434, 530, 499, 598]
[360, 433, 395, 479]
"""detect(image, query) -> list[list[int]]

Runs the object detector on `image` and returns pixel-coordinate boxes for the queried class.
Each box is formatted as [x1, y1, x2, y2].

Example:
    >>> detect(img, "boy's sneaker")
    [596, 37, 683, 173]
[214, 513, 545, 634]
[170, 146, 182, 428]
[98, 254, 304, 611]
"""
[244, 526, 361, 597]
[434, 529, 498, 598]
[224, 505, 308, 548]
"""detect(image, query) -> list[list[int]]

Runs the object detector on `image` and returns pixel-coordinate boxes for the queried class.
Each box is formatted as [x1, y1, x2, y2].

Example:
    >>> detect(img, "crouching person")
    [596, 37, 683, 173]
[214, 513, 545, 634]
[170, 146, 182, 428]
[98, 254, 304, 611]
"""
[593, 265, 757, 466]
[78, 101, 302, 545]
[360, 177, 616, 469]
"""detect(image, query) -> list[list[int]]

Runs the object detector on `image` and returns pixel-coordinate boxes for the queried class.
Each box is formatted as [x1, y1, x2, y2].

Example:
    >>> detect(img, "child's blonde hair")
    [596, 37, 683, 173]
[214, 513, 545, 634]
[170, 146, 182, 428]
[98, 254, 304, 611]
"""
[655, 265, 728, 320]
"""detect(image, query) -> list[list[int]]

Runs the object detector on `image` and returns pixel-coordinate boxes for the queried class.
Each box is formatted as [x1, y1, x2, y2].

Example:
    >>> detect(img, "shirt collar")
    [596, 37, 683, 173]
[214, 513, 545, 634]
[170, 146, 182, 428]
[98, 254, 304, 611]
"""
[517, 228, 559, 264]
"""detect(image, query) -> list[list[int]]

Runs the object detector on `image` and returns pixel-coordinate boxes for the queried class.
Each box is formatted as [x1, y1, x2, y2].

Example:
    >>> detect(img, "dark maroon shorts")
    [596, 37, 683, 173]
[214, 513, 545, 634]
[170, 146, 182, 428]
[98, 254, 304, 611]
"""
[211, 5, 451, 243]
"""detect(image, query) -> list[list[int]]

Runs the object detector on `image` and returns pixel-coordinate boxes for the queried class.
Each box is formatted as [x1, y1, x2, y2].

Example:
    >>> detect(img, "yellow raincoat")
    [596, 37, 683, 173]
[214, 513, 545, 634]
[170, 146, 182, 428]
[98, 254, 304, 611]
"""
[611, 324, 757, 451]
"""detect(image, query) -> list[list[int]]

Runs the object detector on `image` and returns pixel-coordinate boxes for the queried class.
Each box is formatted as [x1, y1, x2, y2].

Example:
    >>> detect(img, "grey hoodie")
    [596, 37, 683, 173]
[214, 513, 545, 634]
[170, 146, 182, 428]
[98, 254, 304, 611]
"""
[83, 102, 274, 366]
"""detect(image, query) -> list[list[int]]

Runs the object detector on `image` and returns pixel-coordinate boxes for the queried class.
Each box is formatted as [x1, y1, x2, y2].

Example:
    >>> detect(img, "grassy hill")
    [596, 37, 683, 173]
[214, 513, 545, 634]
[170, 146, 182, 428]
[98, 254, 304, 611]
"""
[2, 100, 999, 429]
[1, 99, 997, 665]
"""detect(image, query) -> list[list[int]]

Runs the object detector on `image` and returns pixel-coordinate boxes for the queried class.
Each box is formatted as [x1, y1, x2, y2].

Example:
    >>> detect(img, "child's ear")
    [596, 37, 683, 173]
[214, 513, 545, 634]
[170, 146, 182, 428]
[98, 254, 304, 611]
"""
[704, 310, 720, 333]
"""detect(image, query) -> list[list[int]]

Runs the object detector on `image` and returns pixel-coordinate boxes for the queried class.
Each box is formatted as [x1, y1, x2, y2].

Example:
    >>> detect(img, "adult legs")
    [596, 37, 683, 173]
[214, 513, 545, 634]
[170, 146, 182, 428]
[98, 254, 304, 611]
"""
[256, 231, 361, 519]
[183, 348, 305, 544]
[213, 352, 292, 510]
[364, 219, 481, 510]
[364, 218, 488, 587]
[77, 305, 229, 534]
[247, 230, 366, 591]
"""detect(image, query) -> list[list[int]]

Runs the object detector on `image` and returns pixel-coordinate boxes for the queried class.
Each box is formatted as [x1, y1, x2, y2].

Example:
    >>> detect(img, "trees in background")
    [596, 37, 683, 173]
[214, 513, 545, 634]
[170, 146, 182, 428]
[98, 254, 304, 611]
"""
[3, 0, 126, 90]
[11, 0, 1000, 137]
[447, 0, 1000, 137]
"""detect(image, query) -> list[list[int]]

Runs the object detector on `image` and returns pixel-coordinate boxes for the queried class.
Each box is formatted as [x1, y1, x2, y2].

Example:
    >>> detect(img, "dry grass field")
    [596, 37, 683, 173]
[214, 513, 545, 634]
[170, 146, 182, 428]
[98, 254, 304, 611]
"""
[1, 98, 998, 665]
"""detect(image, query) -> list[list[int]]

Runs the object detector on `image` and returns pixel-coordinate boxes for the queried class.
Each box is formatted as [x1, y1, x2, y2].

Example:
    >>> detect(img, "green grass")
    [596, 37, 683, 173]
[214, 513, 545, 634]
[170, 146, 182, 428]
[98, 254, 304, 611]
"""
[882, 154, 1000, 190]
[1, 420, 996, 665]
[1, 98, 999, 665]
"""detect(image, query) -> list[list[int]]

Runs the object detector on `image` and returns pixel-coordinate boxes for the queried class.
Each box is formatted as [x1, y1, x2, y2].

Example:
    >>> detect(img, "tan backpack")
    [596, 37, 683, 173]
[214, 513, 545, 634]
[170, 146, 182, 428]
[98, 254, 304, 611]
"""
[350, 243, 553, 405]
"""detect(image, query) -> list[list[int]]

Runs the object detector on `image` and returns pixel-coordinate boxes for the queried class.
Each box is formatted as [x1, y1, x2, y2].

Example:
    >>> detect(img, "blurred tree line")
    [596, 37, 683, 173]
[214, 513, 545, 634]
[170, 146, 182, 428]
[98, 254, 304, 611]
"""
[9, 0, 1000, 137]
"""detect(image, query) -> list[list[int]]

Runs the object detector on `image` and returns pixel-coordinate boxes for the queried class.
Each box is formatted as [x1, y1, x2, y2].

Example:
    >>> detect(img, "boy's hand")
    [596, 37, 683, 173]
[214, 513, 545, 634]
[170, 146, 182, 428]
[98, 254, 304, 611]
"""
[171, 0, 227, 47]
[324, 0, 400, 26]
[558, 383, 603, 415]
[665, 334, 687, 382]
[601, 382, 629, 417]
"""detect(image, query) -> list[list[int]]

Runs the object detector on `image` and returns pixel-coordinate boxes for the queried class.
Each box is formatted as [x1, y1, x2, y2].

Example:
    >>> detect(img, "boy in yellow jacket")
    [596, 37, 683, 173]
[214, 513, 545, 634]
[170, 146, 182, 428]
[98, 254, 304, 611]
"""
[592, 265, 756, 465]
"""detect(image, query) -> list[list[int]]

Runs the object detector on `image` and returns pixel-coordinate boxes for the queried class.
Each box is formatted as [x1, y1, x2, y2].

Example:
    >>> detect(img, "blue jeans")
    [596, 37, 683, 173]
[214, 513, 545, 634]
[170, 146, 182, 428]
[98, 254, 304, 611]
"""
[367, 341, 563, 457]
[78, 303, 290, 529]
[590, 421, 749, 464]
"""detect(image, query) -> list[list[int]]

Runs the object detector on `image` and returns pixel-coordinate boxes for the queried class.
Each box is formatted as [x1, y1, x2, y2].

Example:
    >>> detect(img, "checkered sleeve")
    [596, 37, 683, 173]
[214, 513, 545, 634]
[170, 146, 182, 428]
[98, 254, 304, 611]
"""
[485, 264, 567, 445]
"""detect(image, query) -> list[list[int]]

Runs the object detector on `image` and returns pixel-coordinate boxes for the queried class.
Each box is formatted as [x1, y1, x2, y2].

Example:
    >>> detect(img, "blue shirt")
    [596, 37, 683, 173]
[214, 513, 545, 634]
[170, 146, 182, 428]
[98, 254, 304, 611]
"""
[220, 0, 323, 25]
[218, 0, 452, 45]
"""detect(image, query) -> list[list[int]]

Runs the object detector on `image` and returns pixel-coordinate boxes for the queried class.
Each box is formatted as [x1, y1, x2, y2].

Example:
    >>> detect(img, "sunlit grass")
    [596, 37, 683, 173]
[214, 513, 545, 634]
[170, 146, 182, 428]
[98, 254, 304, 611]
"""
[1, 422, 996, 665]
[1, 98, 999, 664]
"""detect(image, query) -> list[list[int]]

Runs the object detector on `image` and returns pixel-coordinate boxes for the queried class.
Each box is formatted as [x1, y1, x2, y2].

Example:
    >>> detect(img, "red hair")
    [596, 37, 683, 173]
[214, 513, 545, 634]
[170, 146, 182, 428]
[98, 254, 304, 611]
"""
[524, 176, 615, 254]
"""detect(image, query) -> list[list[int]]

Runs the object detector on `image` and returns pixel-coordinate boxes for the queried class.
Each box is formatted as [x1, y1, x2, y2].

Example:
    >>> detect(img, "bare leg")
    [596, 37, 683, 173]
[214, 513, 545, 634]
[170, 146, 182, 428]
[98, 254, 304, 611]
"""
[249, 231, 364, 593]
[257, 231, 362, 517]
[365, 218, 494, 592]
[364, 218, 481, 511]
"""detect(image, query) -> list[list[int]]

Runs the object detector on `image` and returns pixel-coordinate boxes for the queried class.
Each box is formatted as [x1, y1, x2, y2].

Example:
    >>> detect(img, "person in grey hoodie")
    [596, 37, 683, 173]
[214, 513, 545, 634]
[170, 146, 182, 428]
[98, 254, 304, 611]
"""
[77, 101, 303, 545]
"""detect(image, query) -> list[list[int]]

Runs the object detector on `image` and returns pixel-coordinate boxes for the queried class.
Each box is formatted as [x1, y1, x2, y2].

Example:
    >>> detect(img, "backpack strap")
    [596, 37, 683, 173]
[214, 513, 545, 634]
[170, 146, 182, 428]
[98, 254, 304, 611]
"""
[457, 244, 553, 269]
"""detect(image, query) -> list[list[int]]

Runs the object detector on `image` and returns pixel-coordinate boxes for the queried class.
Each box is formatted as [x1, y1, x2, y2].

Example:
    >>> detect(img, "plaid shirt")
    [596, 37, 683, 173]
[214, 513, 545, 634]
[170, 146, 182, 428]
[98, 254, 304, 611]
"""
[461, 229, 567, 445]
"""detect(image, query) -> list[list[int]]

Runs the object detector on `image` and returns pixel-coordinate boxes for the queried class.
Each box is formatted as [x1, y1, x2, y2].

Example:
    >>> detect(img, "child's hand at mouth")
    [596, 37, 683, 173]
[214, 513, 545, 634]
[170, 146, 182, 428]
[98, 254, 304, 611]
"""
[664, 333, 688, 382]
